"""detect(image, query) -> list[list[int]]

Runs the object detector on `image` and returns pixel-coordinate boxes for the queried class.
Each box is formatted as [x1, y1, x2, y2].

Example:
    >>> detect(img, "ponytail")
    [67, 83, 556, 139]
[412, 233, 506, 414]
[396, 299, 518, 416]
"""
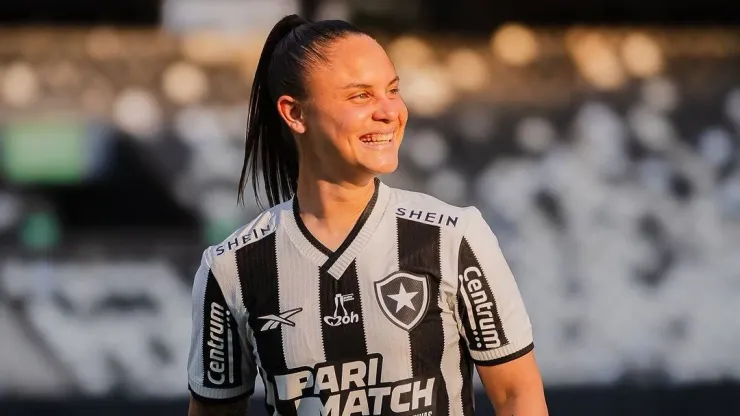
[237, 14, 367, 209]
[238, 14, 305, 209]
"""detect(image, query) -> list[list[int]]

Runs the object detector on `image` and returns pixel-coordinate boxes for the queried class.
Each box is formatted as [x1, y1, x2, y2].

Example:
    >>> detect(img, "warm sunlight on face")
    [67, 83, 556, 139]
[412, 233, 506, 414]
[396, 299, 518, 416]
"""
[301, 34, 408, 182]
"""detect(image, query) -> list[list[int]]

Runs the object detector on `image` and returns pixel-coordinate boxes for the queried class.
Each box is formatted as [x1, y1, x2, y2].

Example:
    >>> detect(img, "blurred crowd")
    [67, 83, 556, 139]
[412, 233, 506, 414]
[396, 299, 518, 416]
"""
[0, 25, 739, 398]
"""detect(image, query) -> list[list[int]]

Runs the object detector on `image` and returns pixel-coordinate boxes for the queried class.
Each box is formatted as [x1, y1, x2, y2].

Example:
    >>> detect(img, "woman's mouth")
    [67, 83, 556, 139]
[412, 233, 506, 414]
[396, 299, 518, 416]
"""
[359, 132, 394, 145]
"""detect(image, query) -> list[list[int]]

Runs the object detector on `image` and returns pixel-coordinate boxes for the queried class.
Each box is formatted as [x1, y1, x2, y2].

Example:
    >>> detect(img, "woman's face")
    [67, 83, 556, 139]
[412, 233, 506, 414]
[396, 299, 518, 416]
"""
[291, 34, 408, 182]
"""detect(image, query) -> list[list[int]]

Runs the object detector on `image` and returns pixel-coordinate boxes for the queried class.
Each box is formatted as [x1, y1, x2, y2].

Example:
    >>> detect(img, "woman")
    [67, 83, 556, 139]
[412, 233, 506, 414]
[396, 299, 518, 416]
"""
[187, 14, 548, 416]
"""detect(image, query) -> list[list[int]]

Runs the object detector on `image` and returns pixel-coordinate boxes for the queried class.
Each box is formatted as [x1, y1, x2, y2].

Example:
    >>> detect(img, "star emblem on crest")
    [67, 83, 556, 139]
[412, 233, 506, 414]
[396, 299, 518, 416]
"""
[374, 271, 430, 331]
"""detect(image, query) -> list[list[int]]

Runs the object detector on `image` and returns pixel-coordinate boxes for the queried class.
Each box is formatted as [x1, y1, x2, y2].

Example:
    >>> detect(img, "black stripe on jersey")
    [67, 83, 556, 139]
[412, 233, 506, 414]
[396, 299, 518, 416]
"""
[397, 218, 449, 416]
[258, 368, 275, 416]
[202, 270, 243, 390]
[319, 261, 368, 362]
[236, 233, 296, 416]
[457, 237, 509, 350]
[458, 340, 475, 416]
[236, 233, 285, 375]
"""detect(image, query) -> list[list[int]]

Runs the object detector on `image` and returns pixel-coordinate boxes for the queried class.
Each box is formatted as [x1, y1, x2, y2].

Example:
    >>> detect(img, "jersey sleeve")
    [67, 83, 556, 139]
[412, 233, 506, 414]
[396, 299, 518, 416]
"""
[455, 208, 534, 365]
[187, 249, 257, 401]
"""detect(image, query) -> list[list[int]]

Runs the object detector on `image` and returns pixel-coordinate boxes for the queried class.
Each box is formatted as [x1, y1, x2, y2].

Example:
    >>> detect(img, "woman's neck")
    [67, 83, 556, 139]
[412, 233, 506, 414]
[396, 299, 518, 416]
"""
[296, 173, 375, 219]
[295, 167, 376, 250]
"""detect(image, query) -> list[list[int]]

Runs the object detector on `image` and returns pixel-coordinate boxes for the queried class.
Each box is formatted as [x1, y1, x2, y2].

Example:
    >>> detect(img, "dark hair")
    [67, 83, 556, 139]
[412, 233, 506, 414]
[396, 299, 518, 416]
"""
[238, 14, 367, 208]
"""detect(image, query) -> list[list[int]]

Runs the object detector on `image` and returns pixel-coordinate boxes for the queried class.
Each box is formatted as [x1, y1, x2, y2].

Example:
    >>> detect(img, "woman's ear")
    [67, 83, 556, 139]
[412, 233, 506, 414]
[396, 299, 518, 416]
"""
[276, 95, 306, 134]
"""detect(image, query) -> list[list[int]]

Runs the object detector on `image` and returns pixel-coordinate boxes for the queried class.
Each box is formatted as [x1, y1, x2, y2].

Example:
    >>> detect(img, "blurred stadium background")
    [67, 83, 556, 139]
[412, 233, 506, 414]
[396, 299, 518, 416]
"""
[1, 0, 739, 415]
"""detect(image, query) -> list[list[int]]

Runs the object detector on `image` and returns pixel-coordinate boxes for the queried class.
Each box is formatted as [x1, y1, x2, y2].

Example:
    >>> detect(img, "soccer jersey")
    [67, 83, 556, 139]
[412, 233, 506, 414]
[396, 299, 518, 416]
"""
[187, 178, 534, 416]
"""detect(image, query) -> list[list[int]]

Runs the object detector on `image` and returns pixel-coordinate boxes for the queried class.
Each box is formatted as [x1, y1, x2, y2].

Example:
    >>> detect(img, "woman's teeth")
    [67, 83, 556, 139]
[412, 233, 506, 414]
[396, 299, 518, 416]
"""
[360, 133, 393, 143]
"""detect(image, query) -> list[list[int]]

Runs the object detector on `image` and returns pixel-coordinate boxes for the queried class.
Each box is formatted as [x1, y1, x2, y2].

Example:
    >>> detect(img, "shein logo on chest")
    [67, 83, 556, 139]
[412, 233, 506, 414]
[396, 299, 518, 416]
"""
[395, 207, 459, 227]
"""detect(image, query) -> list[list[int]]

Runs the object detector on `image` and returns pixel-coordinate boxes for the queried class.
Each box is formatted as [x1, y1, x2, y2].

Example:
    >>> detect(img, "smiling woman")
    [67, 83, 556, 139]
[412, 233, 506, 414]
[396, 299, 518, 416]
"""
[187, 14, 547, 416]
[237, 15, 407, 210]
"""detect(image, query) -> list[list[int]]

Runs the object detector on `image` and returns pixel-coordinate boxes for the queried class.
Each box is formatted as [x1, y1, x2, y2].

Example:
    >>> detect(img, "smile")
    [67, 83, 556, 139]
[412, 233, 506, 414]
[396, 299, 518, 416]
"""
[359, 132, 395, 145]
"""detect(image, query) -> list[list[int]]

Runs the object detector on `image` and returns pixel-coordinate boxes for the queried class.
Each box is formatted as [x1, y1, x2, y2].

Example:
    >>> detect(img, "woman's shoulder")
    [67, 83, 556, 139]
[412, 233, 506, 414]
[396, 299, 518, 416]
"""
[203, 200, 291, 261]
[386, 184, 481, 231]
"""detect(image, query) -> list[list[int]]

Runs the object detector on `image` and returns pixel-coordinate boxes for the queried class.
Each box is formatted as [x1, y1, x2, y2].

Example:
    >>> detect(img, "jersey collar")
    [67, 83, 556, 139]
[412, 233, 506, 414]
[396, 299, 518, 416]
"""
[284, 178, 391, 279]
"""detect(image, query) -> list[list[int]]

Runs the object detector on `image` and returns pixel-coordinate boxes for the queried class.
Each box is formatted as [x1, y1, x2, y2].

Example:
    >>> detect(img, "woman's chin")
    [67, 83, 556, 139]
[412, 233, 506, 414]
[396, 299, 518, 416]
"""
[361, 157, 399, 176]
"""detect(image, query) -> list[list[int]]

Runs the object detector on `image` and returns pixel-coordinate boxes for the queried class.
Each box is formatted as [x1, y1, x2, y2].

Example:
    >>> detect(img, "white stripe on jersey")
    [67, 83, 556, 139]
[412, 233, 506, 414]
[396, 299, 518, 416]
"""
[276, 227, 325, 369]
[355, 212, 413, 384]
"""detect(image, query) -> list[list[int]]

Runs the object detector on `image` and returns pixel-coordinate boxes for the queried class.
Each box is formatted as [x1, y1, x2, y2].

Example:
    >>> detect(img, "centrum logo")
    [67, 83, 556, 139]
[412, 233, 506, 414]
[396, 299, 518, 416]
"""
[206, 302, 229, 385]
[458, 266, 502, 350]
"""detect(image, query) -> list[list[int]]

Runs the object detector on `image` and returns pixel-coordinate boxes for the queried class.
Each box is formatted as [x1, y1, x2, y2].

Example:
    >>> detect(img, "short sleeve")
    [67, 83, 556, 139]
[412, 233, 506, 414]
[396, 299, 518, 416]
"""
[455, 208, 534, 365]
[187, 249, 257, 401]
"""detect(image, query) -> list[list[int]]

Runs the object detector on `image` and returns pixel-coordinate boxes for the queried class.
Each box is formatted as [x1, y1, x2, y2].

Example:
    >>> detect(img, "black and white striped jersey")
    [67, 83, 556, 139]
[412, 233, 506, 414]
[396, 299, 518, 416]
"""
[187, 178, 534, 416]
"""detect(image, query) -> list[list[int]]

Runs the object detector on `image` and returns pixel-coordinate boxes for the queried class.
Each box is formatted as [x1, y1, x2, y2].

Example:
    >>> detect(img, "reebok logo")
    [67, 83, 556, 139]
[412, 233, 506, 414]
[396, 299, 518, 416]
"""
[257, 307, 302, 331]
